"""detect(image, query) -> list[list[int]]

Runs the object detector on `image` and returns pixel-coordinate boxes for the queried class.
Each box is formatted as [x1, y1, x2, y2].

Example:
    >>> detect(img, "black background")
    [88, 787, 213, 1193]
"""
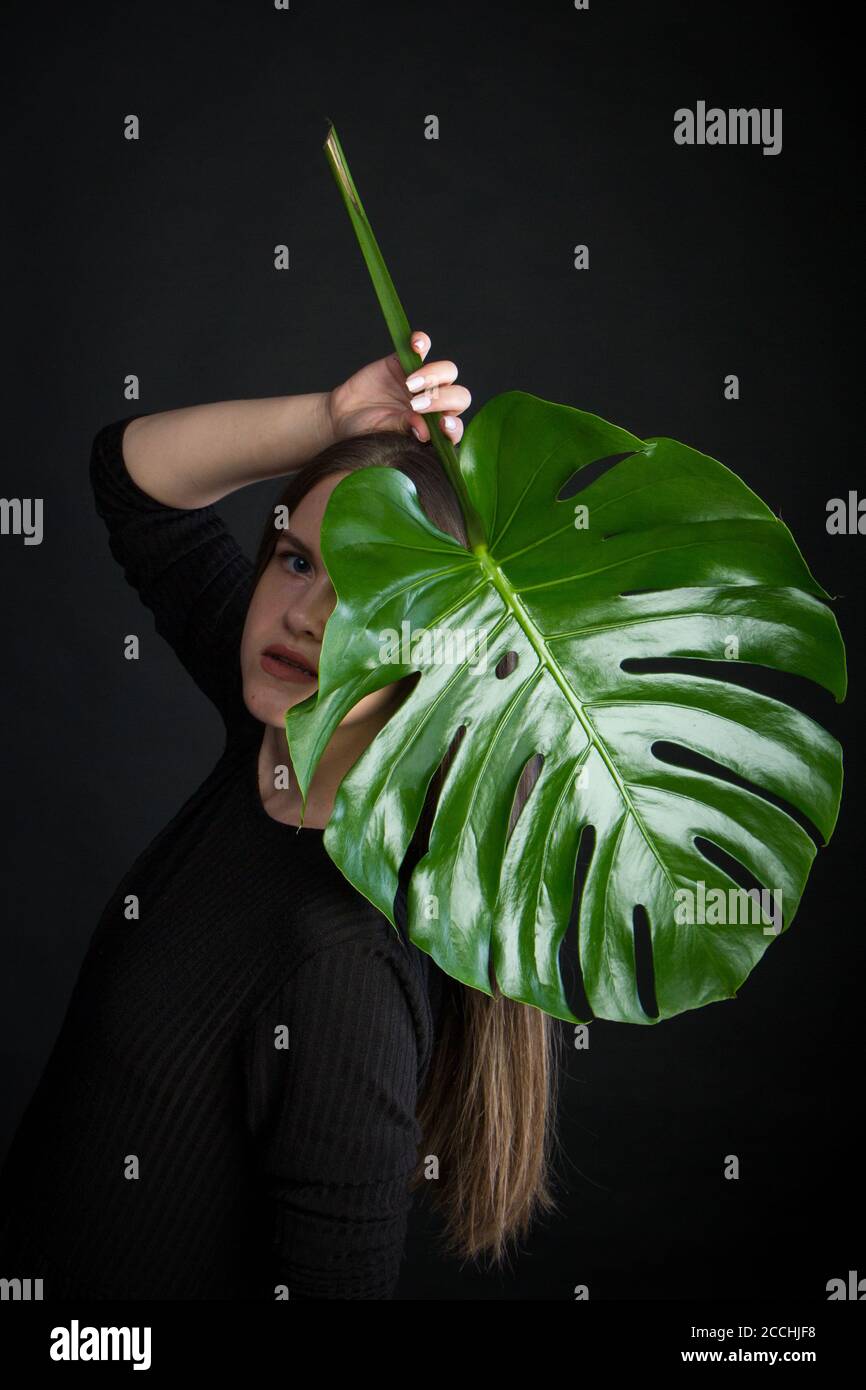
[1, 0, 862, 1301]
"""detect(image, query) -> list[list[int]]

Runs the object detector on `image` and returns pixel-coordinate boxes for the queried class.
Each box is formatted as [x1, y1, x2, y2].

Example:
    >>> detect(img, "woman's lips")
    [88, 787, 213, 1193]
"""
[260, 653, 317, 684]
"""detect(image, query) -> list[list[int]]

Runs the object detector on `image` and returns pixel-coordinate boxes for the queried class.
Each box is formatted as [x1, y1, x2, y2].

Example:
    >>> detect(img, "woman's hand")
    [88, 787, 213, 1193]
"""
[326, 329, 472, 445]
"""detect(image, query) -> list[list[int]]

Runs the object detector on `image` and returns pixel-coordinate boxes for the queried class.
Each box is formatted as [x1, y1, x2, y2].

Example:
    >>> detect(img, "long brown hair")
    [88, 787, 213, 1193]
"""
[251, 429, 566, 1271]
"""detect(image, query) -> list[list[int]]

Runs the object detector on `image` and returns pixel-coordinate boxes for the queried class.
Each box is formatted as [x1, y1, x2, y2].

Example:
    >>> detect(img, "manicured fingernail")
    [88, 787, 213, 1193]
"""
[413, 339, 425, 352]
[406, 374, 425, 391]
[442, 415, 456, 430]
[410, 392, 431, 409]
[411, 426, 423, 441]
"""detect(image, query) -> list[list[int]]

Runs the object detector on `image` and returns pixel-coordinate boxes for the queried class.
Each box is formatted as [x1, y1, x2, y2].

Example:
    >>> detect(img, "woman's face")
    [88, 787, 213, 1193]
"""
[240, 472, 404, 730]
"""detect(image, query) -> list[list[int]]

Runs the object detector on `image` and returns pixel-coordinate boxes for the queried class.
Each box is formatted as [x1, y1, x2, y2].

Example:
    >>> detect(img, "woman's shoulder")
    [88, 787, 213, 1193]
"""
[246, 901, 447, 1085]
[291, 909, 437, 1029]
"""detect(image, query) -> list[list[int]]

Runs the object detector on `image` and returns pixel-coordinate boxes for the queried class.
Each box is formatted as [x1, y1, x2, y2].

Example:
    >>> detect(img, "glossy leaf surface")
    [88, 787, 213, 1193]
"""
[285, 392, 846, 1024]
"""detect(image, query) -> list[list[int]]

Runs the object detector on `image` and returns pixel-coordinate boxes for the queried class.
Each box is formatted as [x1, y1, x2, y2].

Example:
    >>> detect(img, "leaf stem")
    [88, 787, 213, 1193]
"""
[323, 121, 487, 550]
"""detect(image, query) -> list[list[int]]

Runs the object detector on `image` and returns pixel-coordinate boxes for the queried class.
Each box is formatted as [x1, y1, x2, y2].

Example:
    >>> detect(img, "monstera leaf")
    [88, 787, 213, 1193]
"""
[284, 389, 846, 1024]
[283, 122, 846, 1024]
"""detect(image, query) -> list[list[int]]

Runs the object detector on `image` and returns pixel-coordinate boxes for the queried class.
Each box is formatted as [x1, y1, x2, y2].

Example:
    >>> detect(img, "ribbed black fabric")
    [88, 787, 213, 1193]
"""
[0, 416, 446, 1301]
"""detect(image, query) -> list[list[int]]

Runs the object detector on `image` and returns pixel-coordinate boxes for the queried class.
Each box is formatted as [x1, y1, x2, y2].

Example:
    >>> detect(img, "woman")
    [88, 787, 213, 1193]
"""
[0, 331, 562, 1300]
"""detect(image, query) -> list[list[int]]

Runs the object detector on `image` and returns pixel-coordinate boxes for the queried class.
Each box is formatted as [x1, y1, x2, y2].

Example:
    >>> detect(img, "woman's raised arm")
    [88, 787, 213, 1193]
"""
[121, 392, 335, 510]
[120, 328, 472, 510]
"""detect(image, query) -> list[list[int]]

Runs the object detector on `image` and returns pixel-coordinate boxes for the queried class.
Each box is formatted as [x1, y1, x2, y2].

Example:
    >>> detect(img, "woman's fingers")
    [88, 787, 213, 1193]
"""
[407, 410, 464, 444]
[407, 332, 469, 441]
[405, 358, 458, 393]
[407, 383, 472, 416]
[437, 413, 464, 441]
[410, 331, 430, 360]
[407, 333, 462, 398]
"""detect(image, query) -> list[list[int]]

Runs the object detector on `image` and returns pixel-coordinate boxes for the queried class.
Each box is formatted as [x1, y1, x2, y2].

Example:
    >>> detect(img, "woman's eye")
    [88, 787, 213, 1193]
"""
[277, 549, 311, 576]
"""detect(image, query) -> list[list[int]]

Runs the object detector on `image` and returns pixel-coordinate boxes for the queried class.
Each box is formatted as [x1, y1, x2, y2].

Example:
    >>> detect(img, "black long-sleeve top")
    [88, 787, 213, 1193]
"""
[0, 415, 446, 1300]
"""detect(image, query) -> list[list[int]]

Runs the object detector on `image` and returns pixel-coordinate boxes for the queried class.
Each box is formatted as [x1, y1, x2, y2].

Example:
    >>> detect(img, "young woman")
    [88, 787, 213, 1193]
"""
[0, 331, 562, 1300]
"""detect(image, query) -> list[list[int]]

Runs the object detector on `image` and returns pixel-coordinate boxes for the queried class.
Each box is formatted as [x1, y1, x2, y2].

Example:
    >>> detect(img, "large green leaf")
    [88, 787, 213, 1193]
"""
[285, 391, 846, 1024]
[293, 121, 846, 1024]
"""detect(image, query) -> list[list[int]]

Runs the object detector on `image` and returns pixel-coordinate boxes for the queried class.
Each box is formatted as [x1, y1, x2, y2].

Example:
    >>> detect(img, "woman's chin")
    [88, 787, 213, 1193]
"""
[242, 678, 318, 724]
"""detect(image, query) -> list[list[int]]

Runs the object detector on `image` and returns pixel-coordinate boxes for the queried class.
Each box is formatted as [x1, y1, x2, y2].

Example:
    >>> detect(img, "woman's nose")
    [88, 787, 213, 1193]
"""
[285, 577, 336, 640]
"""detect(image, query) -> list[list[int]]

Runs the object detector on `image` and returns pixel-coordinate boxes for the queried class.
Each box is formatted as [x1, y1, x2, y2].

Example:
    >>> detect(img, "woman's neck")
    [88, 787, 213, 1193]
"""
[257, 697, 402, 827]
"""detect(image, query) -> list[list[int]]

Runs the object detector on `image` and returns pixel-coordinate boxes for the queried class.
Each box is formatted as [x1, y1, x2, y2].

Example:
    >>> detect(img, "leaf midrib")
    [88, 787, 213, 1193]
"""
[475, 545, 679, 897]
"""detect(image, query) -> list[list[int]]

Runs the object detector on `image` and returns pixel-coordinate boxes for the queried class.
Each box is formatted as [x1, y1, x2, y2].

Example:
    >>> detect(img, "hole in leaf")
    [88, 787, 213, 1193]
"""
[558, 824, 596, 1020]
[396, 724, 467, 928]
[450, 723, 468, 751]
[620, 655, 837, 729]
[651, 740, 823, 848]
[632, 905, 659, 1019]
[495, 650, 518, 679]
[556, 452, 638, 501]
[506, 752, 545, 845]
[694, 835, 771, 900]
[619, 586, 676, 597]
